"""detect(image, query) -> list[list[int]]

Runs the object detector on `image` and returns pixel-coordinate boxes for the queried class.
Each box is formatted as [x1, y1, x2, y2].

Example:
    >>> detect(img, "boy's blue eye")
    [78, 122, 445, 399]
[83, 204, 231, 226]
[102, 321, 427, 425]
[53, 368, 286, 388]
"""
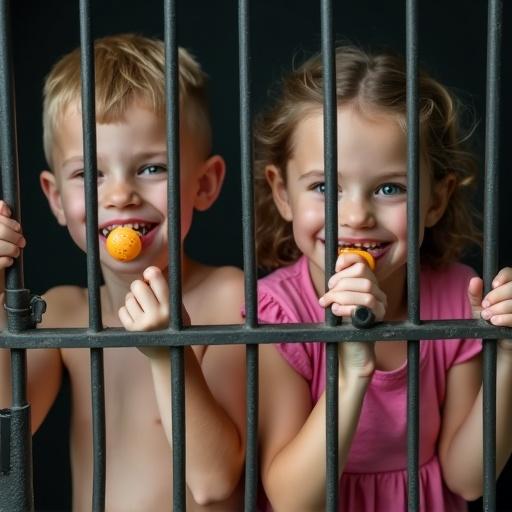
[377, 183, 405, 196]
[139, 164, 167, 176]
[312, 183, 326, 194]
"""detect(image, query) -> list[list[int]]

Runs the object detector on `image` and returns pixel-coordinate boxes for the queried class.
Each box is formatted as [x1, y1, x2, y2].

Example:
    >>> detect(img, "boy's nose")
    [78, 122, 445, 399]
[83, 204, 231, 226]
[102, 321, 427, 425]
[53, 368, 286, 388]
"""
[339, 196, 375, 229]
[101, 179, 142, 209]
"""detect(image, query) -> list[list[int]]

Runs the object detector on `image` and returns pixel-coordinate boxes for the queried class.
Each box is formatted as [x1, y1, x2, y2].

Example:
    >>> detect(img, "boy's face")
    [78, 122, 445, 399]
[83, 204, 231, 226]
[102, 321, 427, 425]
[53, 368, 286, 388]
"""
[41, 100, 225, 275]
[267, 105, 453, 295]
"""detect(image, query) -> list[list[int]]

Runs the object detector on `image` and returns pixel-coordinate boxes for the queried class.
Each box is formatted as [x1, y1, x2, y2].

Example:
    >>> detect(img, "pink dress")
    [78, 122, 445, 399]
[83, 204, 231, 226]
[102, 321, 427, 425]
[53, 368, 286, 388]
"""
[257, 256, 482, 511]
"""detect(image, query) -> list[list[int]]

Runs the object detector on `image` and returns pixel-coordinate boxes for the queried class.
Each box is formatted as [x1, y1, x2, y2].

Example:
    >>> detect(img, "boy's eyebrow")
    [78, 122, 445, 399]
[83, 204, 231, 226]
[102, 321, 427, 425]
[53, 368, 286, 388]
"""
[61, 155, 84, 168]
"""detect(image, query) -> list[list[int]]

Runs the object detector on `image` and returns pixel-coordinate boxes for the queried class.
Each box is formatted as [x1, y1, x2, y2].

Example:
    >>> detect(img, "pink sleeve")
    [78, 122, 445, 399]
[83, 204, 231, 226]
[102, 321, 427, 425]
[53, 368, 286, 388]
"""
[258, 291, 313, 382]
[443, 263, 482, 367]
[449, 338, 482, 367]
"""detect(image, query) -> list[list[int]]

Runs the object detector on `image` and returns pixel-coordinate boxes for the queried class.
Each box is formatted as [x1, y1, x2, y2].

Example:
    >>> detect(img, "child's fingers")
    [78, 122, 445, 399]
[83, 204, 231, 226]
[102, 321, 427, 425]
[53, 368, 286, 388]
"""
[129, 279, 160, 313]
[335, 253, 372, 273]
[0, 213, 22, 233]
[320, 290, 386, 321]
[491, 267, 512, 288]
[142, 266, 169, 305]
[484, 313, 512, 327]
[328, 262, 377, 289]
[323, 277, 387, 305]
[0, 200, 12, 217]
[467, 276, 484, 319]
[118, 305, 135, 330]
[0, 256, 14, 268]
[124, 290, 145, 319]
[482, 281, 512, 310]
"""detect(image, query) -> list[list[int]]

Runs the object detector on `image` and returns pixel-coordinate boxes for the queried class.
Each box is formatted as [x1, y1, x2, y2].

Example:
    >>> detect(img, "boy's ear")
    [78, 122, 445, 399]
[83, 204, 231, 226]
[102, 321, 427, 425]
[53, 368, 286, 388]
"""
[425, 172, 457, 227]
[265, 165, 292, 221]
[193, 155, 226, 211]
[40, 170, 67, 226]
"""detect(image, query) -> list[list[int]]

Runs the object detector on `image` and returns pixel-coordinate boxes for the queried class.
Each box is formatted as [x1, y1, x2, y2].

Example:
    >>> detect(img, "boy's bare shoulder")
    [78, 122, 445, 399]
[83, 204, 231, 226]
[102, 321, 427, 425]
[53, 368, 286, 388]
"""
[187, 264, 245, 325]
[41, 285, 88, 328]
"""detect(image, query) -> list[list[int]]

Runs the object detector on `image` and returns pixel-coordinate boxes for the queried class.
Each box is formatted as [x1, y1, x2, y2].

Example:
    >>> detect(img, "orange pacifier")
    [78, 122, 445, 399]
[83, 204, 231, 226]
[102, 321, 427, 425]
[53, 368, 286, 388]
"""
[338, 247, 376, 271]
[105, 226, 142, 262]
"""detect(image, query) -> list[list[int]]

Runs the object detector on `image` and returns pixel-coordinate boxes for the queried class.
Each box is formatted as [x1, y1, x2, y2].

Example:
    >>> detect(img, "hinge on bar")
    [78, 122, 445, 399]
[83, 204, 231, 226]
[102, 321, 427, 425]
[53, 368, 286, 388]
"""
[4, 289, 47, 331]
[0, 409, 11, 475]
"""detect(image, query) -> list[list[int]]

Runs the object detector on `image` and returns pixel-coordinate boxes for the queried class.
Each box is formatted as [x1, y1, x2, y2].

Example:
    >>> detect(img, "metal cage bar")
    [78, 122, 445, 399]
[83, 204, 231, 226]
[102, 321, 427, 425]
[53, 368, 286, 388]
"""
[405, 0, 420, 510]
[78, 1, 107, 510]
[482, 1, 502, 510]
[237, 0, 260, 510]
[320, 0, 340, 510]
[163, 0, 187, 510]
[0, 0, 33, 509]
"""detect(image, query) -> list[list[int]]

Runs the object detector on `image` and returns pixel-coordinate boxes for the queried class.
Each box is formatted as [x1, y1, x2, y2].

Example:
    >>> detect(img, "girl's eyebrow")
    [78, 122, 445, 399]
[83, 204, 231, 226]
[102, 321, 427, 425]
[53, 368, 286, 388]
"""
[298, 170, 328, 181]
[298, 170, 408, 181]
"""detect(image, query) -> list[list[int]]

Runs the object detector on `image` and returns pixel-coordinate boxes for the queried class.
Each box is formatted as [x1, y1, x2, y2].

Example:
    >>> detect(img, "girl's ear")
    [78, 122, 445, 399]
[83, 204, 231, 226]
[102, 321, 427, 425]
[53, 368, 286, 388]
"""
[40, 170, 67, 226]
[265, 165, 293, 221]
[193, 154, 226, 211]
[425, 173, 457, 227]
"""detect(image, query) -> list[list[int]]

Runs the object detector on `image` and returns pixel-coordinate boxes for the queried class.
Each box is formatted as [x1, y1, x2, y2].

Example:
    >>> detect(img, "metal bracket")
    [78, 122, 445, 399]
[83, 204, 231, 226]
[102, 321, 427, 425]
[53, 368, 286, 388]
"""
[4, 289, 46, 331]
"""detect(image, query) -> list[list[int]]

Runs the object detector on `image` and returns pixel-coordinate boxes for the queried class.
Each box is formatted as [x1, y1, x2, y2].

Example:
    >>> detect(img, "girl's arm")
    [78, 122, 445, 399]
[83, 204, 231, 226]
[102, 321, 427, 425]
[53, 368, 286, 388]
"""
[259, 343, 372, 512]
[259, 252, 383, 511]
[439, 269, 512, 501]
[119, 266, 246, 506]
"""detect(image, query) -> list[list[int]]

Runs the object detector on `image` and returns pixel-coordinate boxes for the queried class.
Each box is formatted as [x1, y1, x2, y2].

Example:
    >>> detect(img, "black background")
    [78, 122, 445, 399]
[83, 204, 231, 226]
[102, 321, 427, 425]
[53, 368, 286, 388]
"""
[8, 1, 512, 510]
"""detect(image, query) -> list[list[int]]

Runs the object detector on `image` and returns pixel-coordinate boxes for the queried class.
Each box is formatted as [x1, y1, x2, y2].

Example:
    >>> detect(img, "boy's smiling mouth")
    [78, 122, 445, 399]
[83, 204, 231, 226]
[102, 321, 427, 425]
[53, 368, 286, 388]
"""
[99, 221, 158, 239]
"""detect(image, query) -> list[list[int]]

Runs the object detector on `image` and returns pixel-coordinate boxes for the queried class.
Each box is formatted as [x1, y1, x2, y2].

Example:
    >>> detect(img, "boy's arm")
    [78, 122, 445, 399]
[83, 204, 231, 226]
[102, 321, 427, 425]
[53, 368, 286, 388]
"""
[119, 266, 246, 505]
[1, 285, 65, 431]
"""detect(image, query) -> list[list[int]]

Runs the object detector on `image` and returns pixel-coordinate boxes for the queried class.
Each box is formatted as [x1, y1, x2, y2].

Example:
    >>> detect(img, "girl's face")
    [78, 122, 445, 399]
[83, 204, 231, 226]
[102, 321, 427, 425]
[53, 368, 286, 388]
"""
[266, 105, 453, 296]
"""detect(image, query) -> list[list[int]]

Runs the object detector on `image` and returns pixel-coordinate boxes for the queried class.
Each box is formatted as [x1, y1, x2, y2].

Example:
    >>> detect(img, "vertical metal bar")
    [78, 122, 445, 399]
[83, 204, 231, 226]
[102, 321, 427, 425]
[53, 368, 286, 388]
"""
[0, 0, 27, 405]
[238, 0, 259, 510]
[163, 1, 186, 510]
[406, 0, 420, 510]
[78, 1, 106, 510]
[320, 0, 339, 510]
[482, 1, 502, 510]
[0, 3, 33, 510]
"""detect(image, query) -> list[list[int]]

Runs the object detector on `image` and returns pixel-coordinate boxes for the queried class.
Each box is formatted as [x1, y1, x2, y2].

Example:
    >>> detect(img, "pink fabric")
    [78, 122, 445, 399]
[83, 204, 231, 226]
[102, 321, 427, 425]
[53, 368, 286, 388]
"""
[257, 255, 482, 512]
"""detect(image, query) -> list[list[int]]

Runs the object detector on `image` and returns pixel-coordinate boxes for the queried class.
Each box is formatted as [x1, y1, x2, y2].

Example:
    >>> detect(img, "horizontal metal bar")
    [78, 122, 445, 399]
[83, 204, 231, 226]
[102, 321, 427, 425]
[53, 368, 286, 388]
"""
[0, 320, 509, 348]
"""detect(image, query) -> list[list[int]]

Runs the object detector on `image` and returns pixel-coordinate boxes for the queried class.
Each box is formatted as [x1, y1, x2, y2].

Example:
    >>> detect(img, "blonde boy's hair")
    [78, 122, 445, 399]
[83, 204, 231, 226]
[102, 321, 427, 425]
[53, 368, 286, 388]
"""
[43, 33, 211, 166]
[254, 46, 481, 270]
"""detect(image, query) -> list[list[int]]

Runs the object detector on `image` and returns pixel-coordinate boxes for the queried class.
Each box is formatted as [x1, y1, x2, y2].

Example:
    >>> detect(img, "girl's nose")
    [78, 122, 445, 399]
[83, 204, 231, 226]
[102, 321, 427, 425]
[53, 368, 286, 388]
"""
[101, 179, 142, 209]
[339, 196, 375, 229]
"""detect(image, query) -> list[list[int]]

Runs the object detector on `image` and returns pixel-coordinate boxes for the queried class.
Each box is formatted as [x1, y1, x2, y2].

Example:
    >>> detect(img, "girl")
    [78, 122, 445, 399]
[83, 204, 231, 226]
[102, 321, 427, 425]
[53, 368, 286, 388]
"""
[255, 46, 512, 511]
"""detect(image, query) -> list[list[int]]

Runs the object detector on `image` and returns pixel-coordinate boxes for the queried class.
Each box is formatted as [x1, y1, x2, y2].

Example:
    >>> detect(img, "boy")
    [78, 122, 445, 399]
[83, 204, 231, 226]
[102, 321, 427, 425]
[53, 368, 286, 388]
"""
[0, 34, 246, 511]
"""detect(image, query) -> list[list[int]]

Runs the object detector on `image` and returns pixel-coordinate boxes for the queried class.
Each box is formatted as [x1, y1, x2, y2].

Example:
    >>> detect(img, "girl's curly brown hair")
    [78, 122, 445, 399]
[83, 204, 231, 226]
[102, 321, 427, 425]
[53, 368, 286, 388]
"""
[254, 46, 481, 271]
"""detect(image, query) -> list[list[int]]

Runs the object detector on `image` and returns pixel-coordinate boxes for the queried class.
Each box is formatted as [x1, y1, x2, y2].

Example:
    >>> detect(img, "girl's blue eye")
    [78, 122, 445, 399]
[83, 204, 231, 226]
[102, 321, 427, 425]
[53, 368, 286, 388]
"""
[139, 165, 167, 176]
[377, 183, 405, 196]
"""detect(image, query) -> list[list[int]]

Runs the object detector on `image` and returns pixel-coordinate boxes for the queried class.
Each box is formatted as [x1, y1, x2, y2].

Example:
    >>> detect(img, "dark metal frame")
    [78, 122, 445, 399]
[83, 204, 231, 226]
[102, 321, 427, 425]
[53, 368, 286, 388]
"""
[0, 0, 506, 511]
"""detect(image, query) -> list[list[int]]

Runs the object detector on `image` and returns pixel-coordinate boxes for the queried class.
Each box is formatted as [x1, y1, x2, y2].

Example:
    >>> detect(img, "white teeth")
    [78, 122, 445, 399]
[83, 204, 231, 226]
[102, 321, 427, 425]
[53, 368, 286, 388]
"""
[339, 241, 383, 250]
[100, 222, 153, 237]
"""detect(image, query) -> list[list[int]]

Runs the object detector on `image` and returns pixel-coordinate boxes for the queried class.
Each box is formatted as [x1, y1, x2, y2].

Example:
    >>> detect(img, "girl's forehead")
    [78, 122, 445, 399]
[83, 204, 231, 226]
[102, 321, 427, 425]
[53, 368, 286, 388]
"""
[290, 106, 407, 166]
